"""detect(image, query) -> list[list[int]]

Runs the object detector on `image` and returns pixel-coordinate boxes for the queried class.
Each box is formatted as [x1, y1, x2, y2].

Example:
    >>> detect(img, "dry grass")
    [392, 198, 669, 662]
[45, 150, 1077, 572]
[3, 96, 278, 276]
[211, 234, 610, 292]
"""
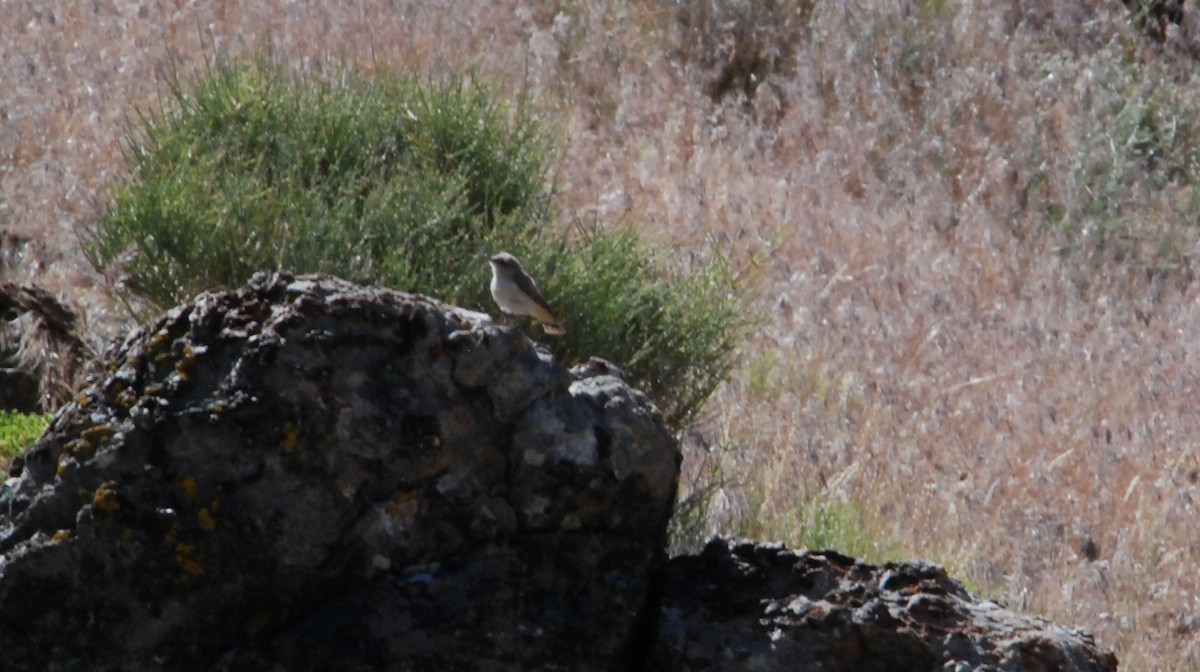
[3, 0, 1200, 668]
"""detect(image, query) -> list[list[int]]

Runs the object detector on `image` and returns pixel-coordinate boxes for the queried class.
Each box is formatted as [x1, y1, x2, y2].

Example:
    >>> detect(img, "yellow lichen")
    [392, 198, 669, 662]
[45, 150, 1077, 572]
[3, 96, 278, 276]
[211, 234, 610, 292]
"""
[64, 438, 93, 456]
[52, 530, 71, 542]
[181, 559, 205, 579]
[117, 388, 138, 408]
[81, 424, 116, 445]
[179, 476, 198, 498]
[197, 507, 217, 532]
[173, 345, 198, 378]
[148, 331, 170, 351]
[92, 481, 120, 512]
[282, 422, 299, 453]
[174, 542, 206, 578]
[56, 455, 75, 478]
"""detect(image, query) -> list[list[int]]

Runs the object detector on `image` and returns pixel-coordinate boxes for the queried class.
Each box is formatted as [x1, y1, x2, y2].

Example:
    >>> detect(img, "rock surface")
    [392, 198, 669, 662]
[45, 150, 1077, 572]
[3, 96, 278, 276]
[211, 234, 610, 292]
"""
[0, 272, 679, 671]
[649, 539, 1119, 672]
[0, 272, 1118, 671]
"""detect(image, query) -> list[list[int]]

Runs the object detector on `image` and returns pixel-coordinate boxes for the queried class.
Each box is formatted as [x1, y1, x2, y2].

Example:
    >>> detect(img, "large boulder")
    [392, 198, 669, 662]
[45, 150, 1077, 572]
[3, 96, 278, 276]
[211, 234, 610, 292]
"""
[0, 272, 679, 671]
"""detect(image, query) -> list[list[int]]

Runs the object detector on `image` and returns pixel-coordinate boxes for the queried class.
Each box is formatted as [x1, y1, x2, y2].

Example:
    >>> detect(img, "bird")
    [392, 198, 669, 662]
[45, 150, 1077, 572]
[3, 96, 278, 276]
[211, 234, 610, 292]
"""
[487, 252, 565, 335]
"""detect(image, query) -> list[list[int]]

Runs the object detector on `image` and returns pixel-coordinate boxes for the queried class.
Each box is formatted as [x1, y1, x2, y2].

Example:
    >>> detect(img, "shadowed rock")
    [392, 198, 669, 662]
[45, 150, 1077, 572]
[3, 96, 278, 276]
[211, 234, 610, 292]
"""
[0, 272, 678, 671]
[649, 539, 1119, 672]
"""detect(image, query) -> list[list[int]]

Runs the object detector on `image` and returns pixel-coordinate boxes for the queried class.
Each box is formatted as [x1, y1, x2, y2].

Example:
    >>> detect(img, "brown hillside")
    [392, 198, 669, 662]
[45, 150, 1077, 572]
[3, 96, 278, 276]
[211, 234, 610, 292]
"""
[3, 2, 1199, 668]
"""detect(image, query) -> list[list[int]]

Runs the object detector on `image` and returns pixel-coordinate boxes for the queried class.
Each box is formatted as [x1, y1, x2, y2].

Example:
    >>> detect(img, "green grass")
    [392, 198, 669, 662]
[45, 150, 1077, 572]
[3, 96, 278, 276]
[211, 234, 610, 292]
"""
[742, 497, 904, 564]
[0, 411, 51, 470]
[82, 52, 748, 427]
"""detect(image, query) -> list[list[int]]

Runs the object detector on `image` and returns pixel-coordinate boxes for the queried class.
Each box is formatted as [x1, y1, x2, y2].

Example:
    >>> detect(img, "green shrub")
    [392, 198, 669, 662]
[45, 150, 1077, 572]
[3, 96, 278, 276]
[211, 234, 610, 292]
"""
[86, 54, 552, 309]
[1033, 46, 1200, 279]
[0, 411, 50, 469]
[84, 53, 746, 426]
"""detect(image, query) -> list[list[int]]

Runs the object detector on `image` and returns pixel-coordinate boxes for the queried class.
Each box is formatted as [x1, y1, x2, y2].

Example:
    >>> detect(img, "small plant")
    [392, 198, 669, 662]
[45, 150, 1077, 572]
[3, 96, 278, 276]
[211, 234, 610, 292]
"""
[733, 494, 899, 561]
[0, 410, 51, 469]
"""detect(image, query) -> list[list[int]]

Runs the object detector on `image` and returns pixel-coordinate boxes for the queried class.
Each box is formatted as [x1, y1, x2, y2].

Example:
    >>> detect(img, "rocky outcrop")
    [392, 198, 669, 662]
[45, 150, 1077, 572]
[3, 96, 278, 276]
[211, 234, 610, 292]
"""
[0, 272, 679, 671]
[649, 539, 1119, 672]
[0, 272, 1118, 671]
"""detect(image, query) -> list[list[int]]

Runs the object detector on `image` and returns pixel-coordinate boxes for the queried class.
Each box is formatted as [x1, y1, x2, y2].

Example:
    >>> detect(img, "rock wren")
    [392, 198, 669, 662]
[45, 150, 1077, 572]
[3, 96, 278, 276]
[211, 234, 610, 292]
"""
[488, 252, 565, 335]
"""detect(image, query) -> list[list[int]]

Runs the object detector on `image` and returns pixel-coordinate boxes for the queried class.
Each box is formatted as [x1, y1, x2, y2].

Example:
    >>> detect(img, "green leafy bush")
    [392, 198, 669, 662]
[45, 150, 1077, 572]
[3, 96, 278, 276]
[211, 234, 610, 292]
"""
[84, 54, 746, 426]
